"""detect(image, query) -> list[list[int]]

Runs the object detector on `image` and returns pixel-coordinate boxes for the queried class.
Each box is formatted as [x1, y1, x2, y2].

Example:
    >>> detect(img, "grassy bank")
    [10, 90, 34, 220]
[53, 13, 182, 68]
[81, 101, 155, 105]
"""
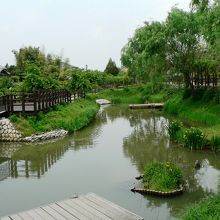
[180, 194, 220, 220]
[90, 84, 176, 104]
[92, 85, 220, 140]
[11, 99, 99, 136]
[164, 91, 220, 139]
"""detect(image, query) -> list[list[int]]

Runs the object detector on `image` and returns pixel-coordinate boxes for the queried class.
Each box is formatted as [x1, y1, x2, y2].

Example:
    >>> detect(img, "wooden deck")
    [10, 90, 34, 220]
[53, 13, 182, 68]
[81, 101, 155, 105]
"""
[129, 103, 164, 109]
[1, 193, 144, 220]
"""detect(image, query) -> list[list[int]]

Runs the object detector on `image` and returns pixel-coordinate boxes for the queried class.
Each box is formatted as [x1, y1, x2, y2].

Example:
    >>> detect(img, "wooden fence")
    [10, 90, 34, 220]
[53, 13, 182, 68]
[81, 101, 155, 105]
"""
[0, 90, 85, 116]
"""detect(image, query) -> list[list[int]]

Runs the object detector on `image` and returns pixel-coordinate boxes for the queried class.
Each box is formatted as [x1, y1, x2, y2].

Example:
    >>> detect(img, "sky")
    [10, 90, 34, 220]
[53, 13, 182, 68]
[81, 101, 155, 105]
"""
[0, 0, 191, 71]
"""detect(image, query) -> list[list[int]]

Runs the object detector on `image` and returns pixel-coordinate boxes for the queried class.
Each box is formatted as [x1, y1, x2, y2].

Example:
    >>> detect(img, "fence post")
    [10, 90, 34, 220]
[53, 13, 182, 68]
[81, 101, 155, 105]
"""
[33, 92, 37, 115]
[22, 92, 25, 115]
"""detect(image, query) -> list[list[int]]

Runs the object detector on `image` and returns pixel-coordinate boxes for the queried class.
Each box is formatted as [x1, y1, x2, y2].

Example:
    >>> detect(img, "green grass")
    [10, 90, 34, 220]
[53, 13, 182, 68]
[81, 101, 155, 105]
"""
[12, 99, 99, 136]
[90, 84, 178, 104]
[180, 194, 220, 220]
[164, 91, 220, 139]
[143, 161, 183, 192]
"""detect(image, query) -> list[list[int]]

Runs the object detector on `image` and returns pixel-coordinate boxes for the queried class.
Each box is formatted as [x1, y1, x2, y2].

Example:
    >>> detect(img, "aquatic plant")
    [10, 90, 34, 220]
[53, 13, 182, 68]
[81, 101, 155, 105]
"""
[210, 136, 220, 152]
[183, 127, 206, 150]
[167, 120, 183, 141]
[143, 161, 183, 192]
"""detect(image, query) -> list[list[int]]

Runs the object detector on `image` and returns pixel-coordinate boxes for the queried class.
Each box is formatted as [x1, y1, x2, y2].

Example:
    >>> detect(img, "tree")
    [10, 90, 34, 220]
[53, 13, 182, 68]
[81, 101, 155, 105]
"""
[165, 8, 201, 88]
[104, 58, 119, 76]
[121, 21, 167, 90]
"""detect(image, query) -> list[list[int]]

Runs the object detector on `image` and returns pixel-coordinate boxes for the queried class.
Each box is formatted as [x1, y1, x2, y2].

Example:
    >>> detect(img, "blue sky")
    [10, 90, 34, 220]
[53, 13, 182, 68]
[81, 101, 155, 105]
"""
[0, 0, 191, 70]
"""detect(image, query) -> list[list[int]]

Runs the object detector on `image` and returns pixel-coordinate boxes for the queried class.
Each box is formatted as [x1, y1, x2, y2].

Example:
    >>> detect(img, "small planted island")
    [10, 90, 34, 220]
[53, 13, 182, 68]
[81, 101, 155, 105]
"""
[132, 162, 184, 197]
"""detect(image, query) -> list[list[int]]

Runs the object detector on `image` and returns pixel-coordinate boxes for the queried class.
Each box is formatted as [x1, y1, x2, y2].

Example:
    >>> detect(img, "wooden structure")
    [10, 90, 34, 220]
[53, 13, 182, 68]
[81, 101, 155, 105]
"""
[1, 193, 144, 220]
[129, 103, 164, 109]
[0, 65, 10, 76]
[190, 73, 218, 89]
[0, 90, 85, 116]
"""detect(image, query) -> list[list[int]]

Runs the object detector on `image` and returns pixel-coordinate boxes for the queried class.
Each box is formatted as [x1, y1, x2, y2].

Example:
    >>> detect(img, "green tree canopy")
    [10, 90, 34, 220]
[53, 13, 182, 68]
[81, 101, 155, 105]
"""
[104, 58, 119, 76]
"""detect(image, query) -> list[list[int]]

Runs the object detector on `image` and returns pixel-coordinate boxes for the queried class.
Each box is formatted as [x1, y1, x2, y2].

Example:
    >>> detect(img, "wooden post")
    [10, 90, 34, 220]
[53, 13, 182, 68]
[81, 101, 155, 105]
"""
[6, 95, 10, 113]
[22, 92, 25, 115]
[33, 92, 37, 115]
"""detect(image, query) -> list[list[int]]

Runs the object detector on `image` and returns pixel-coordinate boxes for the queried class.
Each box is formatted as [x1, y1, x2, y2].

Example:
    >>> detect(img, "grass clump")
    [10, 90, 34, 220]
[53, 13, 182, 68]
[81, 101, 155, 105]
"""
[13, 99, 99, 136]
[181, 194, 220, 220]
[210, 136, 220, 152]
[183, 127, 206, 150]
[167, 120, 183, 141]
[143, 161, 183, 192]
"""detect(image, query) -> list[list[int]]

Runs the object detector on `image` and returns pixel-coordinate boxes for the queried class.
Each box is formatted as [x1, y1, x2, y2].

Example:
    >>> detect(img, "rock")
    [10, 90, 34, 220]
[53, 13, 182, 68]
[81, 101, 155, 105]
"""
[96, 99, 111, 105]
[195, 160, 201, 169]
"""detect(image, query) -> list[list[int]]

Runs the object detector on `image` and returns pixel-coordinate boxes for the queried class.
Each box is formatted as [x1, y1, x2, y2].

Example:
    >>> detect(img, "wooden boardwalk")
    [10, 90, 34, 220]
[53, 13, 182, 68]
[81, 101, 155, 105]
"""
[1, 193, 144, 220]
[129, 103, 164, 109]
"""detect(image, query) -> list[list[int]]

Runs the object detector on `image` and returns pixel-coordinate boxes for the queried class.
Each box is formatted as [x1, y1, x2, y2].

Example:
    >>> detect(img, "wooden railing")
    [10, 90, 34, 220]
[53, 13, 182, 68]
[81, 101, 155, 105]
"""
[0, 90, 85, 116]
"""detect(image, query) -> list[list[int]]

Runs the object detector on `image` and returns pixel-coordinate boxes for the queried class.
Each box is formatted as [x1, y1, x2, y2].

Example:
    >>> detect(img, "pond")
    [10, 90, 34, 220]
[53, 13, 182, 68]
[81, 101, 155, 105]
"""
[0, 105, 220, 219]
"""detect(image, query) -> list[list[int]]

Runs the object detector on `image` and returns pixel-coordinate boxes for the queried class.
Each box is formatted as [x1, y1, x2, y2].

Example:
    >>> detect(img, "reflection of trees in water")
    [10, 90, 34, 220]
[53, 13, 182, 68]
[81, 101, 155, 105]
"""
[121, 109, 220, 216]
[123, 115, 170, 172]
[70, 109, 107, 150]
[0, 108, 108, 180]
[11, 141, 70, 178]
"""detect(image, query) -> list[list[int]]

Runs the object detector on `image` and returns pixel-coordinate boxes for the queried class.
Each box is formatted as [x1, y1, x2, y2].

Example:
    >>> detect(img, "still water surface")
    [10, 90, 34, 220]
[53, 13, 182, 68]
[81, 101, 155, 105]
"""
[0, 105, 220, 219]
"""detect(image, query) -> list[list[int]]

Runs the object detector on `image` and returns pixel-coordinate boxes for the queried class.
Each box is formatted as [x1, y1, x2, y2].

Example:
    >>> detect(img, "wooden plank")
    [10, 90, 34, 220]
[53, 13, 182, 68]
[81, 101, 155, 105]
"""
[129, 103, 164, 109]
[86, 194, 143, 220]
[1, 217, 12, 220]
[8, 214, 23, 220]
[65, 198, 110, 220]
[18, 212, 34, 220]
[77, 197, 113, 220]
[34, 208, 56, 220]
[89, 193, 143, 220]
[57, 201, 90, 220]
[64, 199, 97, 219]
[26, 210, 45, 220]
[41, 206, 67, 220]
[79, 196, 125, 220]
[49, 203, 79, 220]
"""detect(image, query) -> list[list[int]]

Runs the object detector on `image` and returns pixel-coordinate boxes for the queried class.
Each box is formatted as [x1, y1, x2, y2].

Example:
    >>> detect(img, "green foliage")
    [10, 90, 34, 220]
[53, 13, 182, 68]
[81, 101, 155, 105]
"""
[143, 162, 183, 192]
[214, 88, 220, 104]
[104, 58, 119, 76]
[121, 21, 167, 84]
[9, 115, 18, 123]
[167, 121, 183, 141]
[121, 1, 220, 89]
[210, 136, 220, 152]
[13, 99, 99, 136]
[183, 88, 193, 99]
[192, 88, 205, 101]
[180, 193, 220, 220]
[0, 77, 13, 95]
[184, 127, 206, 150]
[202, 89, 216, 102]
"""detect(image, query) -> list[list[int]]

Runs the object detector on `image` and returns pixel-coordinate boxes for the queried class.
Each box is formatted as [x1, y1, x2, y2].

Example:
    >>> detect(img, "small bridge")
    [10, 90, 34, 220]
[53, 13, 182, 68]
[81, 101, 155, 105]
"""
[0, 90, 85, 116]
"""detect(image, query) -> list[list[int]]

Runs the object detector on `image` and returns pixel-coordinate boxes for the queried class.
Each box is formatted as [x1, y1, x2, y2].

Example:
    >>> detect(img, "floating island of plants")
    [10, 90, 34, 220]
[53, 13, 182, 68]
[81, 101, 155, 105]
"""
[132, 162, 184, 197]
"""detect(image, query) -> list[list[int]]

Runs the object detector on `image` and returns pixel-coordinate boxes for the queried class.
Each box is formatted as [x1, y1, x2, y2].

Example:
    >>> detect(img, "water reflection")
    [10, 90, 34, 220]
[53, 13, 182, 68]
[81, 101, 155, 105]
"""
[0, 105, 220, 219]
[195, 160, 220, 194]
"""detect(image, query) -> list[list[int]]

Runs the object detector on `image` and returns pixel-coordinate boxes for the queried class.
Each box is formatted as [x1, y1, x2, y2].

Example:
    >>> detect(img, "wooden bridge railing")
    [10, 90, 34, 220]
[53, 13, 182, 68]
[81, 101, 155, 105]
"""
[0, 90, 85, 116]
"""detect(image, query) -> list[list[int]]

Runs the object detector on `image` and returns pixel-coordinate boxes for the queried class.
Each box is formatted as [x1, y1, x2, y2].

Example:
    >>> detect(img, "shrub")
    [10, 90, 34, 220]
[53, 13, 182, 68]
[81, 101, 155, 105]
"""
[184, 127, 206, 150]
[143, 162, 183, 192]
[210, 136, 220, 152]
[192, 88, 205, 101]
[214, 89, 220, 104]
[9, 115, 18, 123]
[183, 88, 193, 99]
[202, 89, 215, 102]
[167, 121, 183, 141]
